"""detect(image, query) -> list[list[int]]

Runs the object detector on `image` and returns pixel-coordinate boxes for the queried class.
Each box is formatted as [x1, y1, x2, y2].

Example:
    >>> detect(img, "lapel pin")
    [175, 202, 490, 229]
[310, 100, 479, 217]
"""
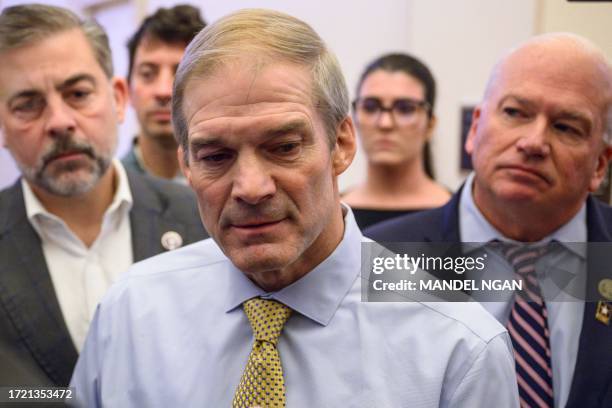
[595, 300, 610, 326]
[161, 231, 183, 251]
[598, 278, 612, 301]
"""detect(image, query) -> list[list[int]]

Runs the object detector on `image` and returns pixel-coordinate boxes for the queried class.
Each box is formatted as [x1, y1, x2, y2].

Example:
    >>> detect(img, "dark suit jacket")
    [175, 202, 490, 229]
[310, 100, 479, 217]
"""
[365, 189, 612, 408]
[0, 170, 207, 386]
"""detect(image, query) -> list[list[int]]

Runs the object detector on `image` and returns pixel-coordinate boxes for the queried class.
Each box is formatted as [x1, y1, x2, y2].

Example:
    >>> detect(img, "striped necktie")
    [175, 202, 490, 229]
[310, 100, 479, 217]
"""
[501, 244, 554, 408]
[233, 298, 292, 408]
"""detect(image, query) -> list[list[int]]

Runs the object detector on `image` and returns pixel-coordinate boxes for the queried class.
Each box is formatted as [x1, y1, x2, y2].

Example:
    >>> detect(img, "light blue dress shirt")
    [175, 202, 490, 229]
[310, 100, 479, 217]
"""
[70, 208, 518, 407]
[459, 173, 586, 408]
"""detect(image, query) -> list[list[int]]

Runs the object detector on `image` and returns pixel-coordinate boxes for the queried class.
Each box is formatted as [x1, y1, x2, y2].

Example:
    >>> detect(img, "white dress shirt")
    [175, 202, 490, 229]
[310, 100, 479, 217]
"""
[71, 206, 518, 407]
[23, 160, 133, 351]
[459, 172, 585, 408]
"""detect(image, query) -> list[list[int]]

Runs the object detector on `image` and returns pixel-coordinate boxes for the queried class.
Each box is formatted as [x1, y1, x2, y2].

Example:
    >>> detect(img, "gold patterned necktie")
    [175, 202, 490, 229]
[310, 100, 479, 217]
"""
[232, 298, 292, 408]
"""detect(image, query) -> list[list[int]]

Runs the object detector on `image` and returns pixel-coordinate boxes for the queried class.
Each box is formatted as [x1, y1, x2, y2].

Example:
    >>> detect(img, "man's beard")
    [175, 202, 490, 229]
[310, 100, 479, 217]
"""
[18, 133, 114, 197]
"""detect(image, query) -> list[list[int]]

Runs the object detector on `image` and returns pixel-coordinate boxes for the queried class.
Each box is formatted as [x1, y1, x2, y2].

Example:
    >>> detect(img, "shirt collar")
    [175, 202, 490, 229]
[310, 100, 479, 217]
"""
[224, 204, 363, 326]
[23, 159, 133, 224]
[108, 159, 134, 214]
[459, 172, 586, 258]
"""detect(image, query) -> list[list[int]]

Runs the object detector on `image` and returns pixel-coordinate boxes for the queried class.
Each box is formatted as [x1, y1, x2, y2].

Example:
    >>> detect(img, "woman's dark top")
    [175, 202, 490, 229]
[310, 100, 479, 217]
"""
[351, 208, 426, 231]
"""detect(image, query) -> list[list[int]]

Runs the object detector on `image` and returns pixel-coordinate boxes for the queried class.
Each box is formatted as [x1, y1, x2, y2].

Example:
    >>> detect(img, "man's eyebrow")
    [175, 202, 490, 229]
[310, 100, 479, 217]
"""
[556, 109, 592, 126]
[498, 95, 535, 109]
[136, 62, 159, 69]
[7, 90, 40, 106]
[58, 74, 96, 91]
[500, 94, 592, 126]
[187, 120, 312, 150]
[263, 120, 310, 139]
[6, 74, 97, 105]
[189, 137, 224, 150]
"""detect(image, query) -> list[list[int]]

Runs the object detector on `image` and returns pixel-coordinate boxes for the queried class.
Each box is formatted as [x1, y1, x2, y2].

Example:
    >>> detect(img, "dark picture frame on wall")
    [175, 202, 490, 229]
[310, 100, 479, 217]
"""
[460, 105, 476, 171]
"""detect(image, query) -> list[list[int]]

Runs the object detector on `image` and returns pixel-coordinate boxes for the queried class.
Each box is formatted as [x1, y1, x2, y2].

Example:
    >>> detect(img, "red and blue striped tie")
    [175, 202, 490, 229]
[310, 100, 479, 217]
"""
[502, 244, 554, 408]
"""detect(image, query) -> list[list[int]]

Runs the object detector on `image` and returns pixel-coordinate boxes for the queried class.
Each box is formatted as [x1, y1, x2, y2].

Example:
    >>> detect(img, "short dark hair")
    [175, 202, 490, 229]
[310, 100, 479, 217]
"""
[356, 53, 437, 178]
[127, 4, 206, 80]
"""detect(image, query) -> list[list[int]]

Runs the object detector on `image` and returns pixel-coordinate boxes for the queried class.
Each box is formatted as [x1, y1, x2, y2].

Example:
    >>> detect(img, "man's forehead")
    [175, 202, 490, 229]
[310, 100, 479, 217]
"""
[0, 29, 100, 78]
[492, 37, 611, 99]
[183, 59, 315, 118]
[0, 62, 100, 102]
[137, 35, 187, 55]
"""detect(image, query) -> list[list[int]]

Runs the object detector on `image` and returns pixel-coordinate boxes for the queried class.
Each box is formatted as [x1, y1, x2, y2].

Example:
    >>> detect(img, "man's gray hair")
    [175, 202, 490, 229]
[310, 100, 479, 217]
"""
[0, 4, 113, 78]
[172, 8, 349, 161]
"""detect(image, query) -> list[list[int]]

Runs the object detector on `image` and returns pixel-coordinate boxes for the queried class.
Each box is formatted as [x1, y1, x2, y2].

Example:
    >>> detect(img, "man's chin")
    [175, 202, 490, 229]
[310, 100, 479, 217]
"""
[39, 175, 98, 196]
[145, 129, 177, 149]
[35, 165, 104, 197]
[226, 244, 295, 275]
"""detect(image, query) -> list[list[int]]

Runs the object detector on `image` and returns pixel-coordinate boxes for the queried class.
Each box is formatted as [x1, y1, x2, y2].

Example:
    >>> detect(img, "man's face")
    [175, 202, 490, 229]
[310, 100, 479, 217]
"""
[466, 43, 611, 222]
[0, 29, 126, 196]
[179, 60, 354, 289]
[129, 37, 185, 146]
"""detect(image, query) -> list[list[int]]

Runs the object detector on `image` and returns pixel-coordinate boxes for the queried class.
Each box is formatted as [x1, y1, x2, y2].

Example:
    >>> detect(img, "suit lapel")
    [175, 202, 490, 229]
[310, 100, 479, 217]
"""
[565, 197, 612, 407]
[439, 187, 462, 242]
[0, 182, 77, 385]
[126, 172, 189, 262]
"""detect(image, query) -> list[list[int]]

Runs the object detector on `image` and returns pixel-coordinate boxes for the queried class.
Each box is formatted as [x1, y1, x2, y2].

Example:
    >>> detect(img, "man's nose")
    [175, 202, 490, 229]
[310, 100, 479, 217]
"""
[44, 96, 76, 138]
[516, 118, 551, 159]
[154, 71, 174, 105]
[230, 153, 276, 205]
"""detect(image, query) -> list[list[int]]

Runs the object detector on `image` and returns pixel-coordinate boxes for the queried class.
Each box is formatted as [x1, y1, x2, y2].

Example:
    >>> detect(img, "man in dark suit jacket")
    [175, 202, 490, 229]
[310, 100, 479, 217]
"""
[0, 5, 207, 387]
[366, 33, 612, 408]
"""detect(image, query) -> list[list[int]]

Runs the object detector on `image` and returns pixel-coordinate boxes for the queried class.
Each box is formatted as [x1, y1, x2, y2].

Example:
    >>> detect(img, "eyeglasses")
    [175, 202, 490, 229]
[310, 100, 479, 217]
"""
[353, 97, 430, 126]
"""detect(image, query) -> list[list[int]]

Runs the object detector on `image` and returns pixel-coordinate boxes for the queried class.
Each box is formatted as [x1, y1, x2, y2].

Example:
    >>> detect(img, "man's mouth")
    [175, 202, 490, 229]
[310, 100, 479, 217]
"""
[45, 149, 92, 166]
[149, 110, 172, 121]
[232, 219, 284, 229]
[228, 218, 288, 238]
[501, 165, 551, 184]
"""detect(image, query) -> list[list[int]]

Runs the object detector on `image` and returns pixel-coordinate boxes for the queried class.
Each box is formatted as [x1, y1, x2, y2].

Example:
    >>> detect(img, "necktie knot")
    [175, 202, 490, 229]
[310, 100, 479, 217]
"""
[493, 241, 548, 276]
[243, 298, 292, 345]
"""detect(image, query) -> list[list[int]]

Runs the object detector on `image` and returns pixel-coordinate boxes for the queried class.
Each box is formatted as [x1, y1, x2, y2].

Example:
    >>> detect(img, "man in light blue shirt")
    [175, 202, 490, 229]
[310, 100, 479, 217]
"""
[70, 9, 518, 407]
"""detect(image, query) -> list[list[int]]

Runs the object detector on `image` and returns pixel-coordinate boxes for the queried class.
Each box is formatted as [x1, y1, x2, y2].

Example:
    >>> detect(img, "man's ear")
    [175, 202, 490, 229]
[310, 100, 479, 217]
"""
[177, 145, 193, 187]
[111, 77, 129, 123]
[464, 106, 482, 155]
[332, 116, 357, 176]
[589, 144, 612, 192]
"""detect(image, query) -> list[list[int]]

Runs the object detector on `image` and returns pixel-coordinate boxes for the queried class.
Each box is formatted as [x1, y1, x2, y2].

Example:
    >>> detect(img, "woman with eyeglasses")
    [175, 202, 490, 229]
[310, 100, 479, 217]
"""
[344, 53, 451, 230]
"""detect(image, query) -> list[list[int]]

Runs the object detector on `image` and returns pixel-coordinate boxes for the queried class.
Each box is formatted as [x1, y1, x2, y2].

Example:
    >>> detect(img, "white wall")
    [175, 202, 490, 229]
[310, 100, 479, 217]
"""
[538, 0, 612, 57]
[2, 0, 596, 193]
